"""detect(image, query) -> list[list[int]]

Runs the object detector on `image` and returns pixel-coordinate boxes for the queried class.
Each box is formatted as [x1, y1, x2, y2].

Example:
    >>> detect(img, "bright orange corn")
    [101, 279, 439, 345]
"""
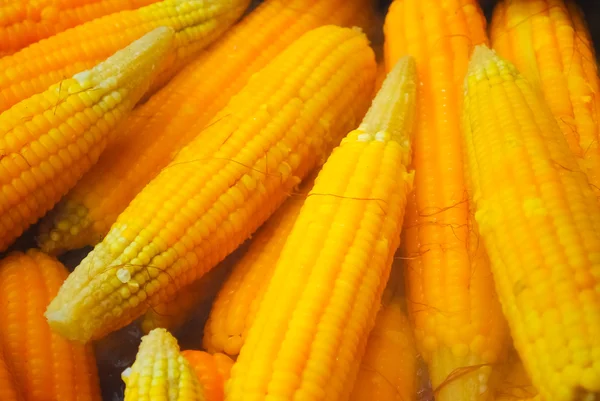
[0, 250, 101, 401]
[0, 27, 173, 252]
[37, 0, 375, 255]
[182, 350, 234, 401]
[0, 354, 21, 401]
[350, 265, 418, 401]
[45, 25, 376, 343]
[490, 0, 600, 198]
[0, 0, 160, 56]
[384, 1, 509, 399]
[227, 56, 416, 401]
[0, 0, 250, 113]
[462, 45, 600, 401]
[202, 181, 311, 356]
[123, 328, 203, 401]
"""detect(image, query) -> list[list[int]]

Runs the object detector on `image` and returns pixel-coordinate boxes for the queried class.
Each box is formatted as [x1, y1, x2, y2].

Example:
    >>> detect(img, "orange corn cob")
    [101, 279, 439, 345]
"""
[349, 265, 418, 401]
[0, 354, 21, 401]
[490, 0, 600, 198]
[0, 0, 250, 113]
[0, 27, 173, 252]
[182, 350, 234, 401]
[202, 181, 311, 356]
[462, 45, 600, 401]
[37, 0, 375, 256]
[45, 25, 377, 343]
[0, 0, 160, 56]
[122, 328, 204, 401]
[140, 260, 233, 334]
[384, 1, 509, 399]
[0, 250, 101, 401]
[227, 55, 417, 401]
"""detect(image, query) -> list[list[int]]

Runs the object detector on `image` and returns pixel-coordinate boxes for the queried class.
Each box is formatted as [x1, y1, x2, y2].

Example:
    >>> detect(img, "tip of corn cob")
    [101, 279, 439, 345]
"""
[467, 44, 517, 82]
[123, 328, 204, 401]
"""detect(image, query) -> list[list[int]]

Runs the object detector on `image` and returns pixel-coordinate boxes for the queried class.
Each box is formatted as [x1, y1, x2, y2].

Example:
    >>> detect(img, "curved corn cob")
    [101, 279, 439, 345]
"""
[123, 328, 204, 401]
[0, 27, 173, 252]
[462, 45, 600, 401]
[140, 260, 233, 334]
[182, 351, 234, 401]
[0, 354, 21, 401]
[0, 0, 159, 56]
[490, 0, 600, 198]
[37, 0, 375, 255]
[0, 0, 250, 113]
[0, 250, 101, 401]
[227, 55, 417, 401]
[384, 1, 509, 399]
[202, 181, 311, 356]
[349, 265, 418, 401]
[45, 25, 377, 343]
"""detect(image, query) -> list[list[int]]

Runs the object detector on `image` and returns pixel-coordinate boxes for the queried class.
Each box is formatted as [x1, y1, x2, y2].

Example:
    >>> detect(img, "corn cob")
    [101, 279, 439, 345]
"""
[122, 328, 204, 401]
[0, 27, 173, 252]
[0, 249, 101, 401]
[462, 44, 600, 401]
[0, 0, 250, 114]
[202, 181, 311, 356]
[384, 1, 509, 399]
[37, 0, 375, 256]
[227, 55, 416, 401]
[182, 350, 234, 401]
[0, 354, 21, 401]
[0, 0, 160, 56]
[490, 0, 600, 198]
[349, 265, 418, 401]
[45, 25, 377, 342]
[141, 260, 233, 334]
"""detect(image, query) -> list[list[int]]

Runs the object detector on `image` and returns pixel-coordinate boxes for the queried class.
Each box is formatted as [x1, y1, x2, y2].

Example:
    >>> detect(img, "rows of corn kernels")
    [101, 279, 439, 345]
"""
[0, 0, 599, 400]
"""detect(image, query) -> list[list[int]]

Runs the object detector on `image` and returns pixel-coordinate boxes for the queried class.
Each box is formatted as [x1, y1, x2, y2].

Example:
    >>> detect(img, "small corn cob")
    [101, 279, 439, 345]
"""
[384, 1, 509, 399]
[0, 0, 250, 113]
[45, 25, 377, 342]
[0, 354, 21, 401]
[122, 328, 204, 401]
[0, 27, 173, 252]
[462, 45, 600, 401]
[0, 250, 101, 401]
[37, 0, 375, 255]
[349, 265, 418, 401]
[0, 0, 160, 56]
[181, 350, 234, 401]
[202, 181, 311, 356]
[490, 0, 600, 198]
[227, 55, 417, 401]
[141, 260, 233, 334]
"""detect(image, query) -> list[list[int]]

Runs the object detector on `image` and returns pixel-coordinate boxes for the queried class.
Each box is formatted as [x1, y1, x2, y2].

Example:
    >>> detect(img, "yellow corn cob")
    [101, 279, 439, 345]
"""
[37, 0, 375, 255]
[202, 181, 311, 356]
[384, 1, 509, 399]
[45, 25, 377, 342]
[349, 265, 418, 401]
[490, 0, 600, 198]
[140, 260, 233, 334]
[182, 350, 234, 401]
[0, 0, 250, 114]
[122, 328, 204, 401]
[0, 353, 21, 401]
[0, 0, 160, 56]
[227, 55, 417, 401]
[0, 250, 101, 401]
[462, 45, 600, 401]
[0, 27, 173, 252]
